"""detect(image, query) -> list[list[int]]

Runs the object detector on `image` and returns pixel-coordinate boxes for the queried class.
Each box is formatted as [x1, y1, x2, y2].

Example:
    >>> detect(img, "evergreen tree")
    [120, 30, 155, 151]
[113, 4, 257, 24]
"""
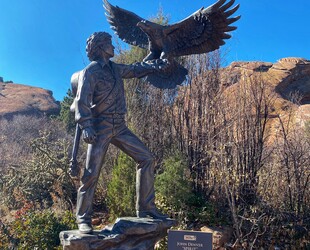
[106, 153, 136, 219]
[59, 89, 75, 134]
[155, 153, 192, 213]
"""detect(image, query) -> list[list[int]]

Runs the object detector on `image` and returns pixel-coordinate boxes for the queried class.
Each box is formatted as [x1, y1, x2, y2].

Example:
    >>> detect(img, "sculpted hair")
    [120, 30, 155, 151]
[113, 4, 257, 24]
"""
[86, 32, 112, 61]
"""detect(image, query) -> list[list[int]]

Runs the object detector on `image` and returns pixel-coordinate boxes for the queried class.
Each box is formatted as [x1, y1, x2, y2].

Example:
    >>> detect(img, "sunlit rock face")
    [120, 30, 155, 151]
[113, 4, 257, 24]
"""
[0, 82, 60, 118]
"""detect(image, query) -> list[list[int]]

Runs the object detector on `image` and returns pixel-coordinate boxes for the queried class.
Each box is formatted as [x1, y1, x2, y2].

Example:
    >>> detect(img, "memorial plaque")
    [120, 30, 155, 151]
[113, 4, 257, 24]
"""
[168, 230, 212, 250]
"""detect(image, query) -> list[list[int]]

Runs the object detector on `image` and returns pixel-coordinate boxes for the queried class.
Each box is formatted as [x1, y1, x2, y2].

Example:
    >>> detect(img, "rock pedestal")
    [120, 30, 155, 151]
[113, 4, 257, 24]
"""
[59, 217, 177, 250]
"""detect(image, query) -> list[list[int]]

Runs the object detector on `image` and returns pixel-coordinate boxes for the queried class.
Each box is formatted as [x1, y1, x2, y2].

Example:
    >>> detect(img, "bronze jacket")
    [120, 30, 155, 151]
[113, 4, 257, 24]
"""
[75, 59, 154, 129]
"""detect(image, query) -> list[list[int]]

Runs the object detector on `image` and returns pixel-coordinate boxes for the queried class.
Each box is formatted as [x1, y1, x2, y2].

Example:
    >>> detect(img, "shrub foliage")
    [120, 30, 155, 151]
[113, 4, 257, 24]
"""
[0, 203, 76, 250]
[106, 152, 136, 219]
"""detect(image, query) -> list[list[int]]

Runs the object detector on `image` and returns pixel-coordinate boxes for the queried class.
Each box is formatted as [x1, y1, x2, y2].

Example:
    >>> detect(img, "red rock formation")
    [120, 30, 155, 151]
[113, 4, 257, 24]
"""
[227, 57, 310, 101]
[0, 82, 60, 119]
[221, 57, 310, 144]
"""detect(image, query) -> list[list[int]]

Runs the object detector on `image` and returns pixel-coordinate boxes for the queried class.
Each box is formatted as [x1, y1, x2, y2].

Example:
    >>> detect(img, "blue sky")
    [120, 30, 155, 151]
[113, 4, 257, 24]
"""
[1, 0, 309, 101]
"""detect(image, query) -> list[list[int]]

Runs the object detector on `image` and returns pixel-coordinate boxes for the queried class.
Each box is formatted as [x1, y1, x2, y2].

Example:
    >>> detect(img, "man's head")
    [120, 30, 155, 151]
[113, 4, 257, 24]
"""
[86, 32, 114, 61]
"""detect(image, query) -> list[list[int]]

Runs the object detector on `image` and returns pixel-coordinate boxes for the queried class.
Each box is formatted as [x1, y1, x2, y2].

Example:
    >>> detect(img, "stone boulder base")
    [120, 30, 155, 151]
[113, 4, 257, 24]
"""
[60, 217, 177, 250]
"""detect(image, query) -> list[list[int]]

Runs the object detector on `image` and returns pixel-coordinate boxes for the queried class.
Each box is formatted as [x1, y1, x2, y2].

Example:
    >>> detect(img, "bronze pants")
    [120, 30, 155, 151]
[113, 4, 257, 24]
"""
[76, 117, 155, 224]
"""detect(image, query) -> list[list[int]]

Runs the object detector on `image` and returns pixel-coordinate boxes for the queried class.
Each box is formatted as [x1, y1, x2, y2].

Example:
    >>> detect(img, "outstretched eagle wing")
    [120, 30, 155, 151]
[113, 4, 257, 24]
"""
[163, 0, 240, 57]
[103, 0, 149, 49]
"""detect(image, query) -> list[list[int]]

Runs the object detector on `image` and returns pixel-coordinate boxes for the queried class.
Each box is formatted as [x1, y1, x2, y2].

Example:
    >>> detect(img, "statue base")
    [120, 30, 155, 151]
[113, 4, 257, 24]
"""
[59, 217, 177, 250]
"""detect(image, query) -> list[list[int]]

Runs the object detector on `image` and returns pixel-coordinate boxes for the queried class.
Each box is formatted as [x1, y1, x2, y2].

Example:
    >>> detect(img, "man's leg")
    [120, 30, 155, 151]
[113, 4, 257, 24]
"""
[111, 126, 168, 219]
[76, 134, 110, 232]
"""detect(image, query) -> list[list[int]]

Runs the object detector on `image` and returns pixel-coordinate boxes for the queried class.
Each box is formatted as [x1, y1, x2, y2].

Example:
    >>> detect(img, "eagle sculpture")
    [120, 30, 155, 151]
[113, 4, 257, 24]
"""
[104, 0, 240, 88]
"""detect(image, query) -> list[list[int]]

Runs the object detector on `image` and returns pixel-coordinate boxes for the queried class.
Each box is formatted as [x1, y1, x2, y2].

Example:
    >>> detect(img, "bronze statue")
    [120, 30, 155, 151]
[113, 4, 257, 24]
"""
[104, 0, 240, 88]
[72, 32, 169, 234]
[71, 0, 240, 235]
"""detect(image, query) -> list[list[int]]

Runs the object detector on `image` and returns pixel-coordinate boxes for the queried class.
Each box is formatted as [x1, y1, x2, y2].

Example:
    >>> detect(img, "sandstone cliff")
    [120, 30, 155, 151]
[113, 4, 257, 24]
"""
[219, 57, 310, 146]
[222, 57, 310, 112]
[224, 57, 310, 103]
[0, 82, 60, 119]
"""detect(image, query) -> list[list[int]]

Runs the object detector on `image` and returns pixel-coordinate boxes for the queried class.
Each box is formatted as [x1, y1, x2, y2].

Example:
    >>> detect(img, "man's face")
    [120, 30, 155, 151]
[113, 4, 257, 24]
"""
[103, 40, 115, 58]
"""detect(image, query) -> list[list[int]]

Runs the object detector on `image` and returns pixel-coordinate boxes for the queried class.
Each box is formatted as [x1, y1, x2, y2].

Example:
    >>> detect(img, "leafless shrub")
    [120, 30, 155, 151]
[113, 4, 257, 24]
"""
[0, 115, 70, 169]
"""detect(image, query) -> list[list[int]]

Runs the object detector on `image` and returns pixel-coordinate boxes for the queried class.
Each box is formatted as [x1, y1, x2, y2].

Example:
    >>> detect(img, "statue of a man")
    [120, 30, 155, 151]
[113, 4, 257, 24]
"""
[74, 31, 168, 234]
